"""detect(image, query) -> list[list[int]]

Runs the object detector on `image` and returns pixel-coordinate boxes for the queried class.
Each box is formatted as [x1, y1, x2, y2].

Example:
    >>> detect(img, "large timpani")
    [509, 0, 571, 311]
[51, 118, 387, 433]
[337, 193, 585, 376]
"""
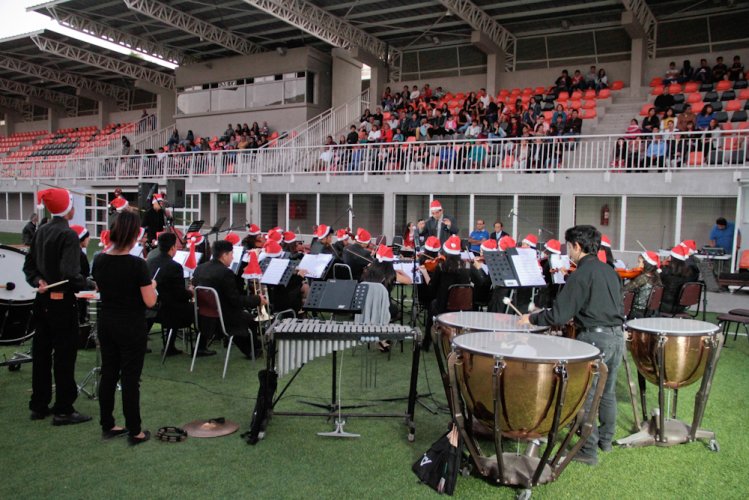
[447, 331, 606, 492]
[618, 317, 723, 450]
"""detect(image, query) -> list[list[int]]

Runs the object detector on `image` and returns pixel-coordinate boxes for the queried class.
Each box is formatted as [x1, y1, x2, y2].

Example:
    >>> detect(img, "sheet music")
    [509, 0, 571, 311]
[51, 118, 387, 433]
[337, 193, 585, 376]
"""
[549, 254, 570, 285]
[297, 253, 333, 279]
[173, 250, 203, 278]
[511, 248, 546, 287]
[129, 244, 144, 258]
[230, 246, 244, 273]
[460, 251, 473, 261]
[261, 258, 290, 285]
[393, 262, 422, 284]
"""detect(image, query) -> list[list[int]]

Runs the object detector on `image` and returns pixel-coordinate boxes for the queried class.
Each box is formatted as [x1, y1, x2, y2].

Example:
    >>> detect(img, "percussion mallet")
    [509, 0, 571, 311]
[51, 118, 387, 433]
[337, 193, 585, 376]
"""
[32, 279, 69, 292]
[527, 302, 537, 313]
[152, 268, 161, 280]
[502, 297, 523, 316]
[0, 282, 16, 291]
[635, 240, 648, 252]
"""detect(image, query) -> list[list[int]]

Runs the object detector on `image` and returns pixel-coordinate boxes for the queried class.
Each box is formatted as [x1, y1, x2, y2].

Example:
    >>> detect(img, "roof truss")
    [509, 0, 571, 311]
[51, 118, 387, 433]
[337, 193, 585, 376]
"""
[0, 77, 78, 116]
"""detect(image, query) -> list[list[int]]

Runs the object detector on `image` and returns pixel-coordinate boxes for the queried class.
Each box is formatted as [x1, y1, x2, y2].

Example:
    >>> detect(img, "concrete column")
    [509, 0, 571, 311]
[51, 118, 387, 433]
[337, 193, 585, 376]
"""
[382, 191, 396, 238]
[331, 48, 364, 109]
[368, 62, 388, 109]
[558, 192, 576, 237]
[2, 110, 20, 135]
[621, 11, 648, 90]
[471, 30, 506, 96]
[135, 80, 176, 130]
[47, 107, 60, 132]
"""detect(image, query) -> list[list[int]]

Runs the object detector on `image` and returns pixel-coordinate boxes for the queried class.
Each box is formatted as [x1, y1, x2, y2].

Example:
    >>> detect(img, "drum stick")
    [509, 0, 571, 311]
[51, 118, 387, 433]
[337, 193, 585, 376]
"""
[32, 279, 69, 292]
[152, 268, 160, 280]
[502, 297, 523, 316]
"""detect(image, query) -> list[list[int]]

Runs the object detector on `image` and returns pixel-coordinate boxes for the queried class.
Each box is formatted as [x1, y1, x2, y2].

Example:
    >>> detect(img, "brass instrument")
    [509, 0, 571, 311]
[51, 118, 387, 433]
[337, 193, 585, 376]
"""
[251, 279, 272, 322]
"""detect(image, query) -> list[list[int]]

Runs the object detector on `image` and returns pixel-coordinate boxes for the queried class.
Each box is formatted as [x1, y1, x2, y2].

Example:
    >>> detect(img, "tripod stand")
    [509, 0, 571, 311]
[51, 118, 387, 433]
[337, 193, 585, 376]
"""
[77, 298, 102, 399]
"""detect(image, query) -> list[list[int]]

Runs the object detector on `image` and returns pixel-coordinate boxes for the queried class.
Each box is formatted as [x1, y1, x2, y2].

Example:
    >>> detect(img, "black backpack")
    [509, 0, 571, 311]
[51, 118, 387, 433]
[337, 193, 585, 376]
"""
[412, 424, 463, 495]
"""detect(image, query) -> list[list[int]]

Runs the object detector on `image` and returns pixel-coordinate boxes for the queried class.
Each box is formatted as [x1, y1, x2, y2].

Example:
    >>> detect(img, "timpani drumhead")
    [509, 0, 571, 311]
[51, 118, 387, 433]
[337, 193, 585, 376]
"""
[0, 245, 35, 303]
[436, 311, 548, 333]
[453, 330, 600, 362]
[626, 317, 719, 337]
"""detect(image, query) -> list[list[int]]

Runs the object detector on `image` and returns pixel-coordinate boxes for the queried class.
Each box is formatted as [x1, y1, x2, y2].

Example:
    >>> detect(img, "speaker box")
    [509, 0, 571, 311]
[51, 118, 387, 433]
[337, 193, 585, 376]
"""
[137, 182, 159, 210]
[167, 179, 186, 208]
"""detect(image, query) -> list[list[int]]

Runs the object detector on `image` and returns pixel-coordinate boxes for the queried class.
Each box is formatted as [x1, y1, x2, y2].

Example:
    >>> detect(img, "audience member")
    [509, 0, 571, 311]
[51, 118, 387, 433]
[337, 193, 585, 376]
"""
[712, 56, 728, 82]
[729, 55, 744, 81]
[654, 86, 674, 113]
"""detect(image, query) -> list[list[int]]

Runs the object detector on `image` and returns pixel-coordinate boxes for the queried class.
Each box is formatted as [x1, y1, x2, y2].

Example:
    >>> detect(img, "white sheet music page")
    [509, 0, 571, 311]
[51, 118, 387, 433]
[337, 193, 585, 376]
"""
[261, 258, 290, 285]
[511, 248, 546, 287]
[297, 253, 333, 279]
[129, 244, 144, 258]
[393, 262, 422, 284]
[549, 254, 570, 285]
[173, 251, 203, 278]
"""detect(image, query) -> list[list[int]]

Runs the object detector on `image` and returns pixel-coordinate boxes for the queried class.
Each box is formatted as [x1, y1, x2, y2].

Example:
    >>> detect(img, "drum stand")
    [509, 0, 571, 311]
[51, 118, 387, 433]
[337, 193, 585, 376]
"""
[447, 352, 608, 497]
[77, 301, 102, 399]
[617, 334, 723, 450]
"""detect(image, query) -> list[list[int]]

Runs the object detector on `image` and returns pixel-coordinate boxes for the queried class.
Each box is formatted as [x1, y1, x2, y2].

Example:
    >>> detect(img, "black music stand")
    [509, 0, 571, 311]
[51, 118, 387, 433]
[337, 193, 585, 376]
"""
[185, 220, 204, 235]
[204, 217, 227, 243]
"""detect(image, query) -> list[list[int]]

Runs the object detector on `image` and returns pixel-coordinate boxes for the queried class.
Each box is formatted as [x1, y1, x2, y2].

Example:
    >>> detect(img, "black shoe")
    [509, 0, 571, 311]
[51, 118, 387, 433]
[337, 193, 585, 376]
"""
[102, 428, 129, 440]
[30, 408, 51, 420]
[162, 347, 183, 356]
[52, 412, 93, 426]
[599, 441, 613, 452]
[128, 430, 151, 446]
[571, 453, 598, 466]
[195, 348, 217, 357]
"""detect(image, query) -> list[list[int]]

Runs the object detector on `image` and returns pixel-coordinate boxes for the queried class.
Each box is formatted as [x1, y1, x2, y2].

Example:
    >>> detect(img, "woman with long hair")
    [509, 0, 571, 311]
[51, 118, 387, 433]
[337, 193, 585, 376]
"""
[92, 210, 157, 445]
[623, 251, 662, 318]
[660, 247, 695, 314]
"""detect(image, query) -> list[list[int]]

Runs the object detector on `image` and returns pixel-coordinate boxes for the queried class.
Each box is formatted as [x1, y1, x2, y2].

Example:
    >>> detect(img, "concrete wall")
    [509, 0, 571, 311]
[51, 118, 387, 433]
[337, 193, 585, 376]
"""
[14, 120, 48, 133]
[110, 109, 149, 125]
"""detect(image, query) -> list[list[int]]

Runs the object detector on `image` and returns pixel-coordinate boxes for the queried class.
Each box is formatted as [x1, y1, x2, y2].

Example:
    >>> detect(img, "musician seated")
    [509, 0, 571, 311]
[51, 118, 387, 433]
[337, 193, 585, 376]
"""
[345, 228, 374, 280]
[469, 239, 497, 308]
[192, 241, 268, 358]
[416, 236, 442, 310]
[624, 251, 662, 318]
[332, 228, 351, 259]
[147, 233, 194, 356]
[660, 246, 694, 315]
[309, 224, 334, 255]
[262, 240, 308, 314]
[281, 231, 305, 261]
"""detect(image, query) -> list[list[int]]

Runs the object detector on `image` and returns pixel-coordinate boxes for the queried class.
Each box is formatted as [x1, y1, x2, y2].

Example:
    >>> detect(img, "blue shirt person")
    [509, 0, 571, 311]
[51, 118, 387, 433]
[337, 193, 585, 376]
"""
[709, 217, 740, 254]
[468, 220, 490, 253]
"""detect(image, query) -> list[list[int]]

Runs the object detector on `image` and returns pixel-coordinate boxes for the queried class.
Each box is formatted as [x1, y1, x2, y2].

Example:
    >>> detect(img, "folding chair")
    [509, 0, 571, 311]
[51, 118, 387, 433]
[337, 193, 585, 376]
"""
[622, 290, 635, 320]
[333, 263, 353, 280]
[643, 285, 664, 317]
[446, 284, 473, 312]
[664, 282, 704, 319]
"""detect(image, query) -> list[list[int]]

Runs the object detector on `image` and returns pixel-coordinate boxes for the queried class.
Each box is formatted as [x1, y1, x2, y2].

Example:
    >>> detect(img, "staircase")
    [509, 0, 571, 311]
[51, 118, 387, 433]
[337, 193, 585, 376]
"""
[590, 90, 645, 136]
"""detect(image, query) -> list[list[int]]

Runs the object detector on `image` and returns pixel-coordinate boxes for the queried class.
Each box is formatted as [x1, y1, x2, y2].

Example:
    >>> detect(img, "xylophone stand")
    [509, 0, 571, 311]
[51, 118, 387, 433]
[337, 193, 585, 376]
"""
[301, 351, 376, 413]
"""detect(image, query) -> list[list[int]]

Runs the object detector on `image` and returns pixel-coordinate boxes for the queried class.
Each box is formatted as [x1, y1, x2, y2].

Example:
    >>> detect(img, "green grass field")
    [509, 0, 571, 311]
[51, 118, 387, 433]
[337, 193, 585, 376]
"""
[1, 231, 748, 499]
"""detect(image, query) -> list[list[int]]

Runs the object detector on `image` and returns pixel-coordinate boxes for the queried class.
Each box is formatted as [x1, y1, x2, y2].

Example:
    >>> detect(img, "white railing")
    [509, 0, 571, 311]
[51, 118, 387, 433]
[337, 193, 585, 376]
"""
[131, 123, 177, 153]
[1, 130, 747, 181]
[80, 116, 164, 158]
[267, 89, 370, 150]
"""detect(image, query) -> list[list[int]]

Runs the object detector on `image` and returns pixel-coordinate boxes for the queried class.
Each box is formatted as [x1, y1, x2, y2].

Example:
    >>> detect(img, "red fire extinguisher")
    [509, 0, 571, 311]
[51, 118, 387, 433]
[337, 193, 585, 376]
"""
[601, 204, 610, 226]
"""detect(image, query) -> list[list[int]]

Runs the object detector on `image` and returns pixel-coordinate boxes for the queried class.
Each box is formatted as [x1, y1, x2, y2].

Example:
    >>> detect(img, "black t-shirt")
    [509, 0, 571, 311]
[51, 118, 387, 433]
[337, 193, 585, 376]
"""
[93, 253, 151, 318]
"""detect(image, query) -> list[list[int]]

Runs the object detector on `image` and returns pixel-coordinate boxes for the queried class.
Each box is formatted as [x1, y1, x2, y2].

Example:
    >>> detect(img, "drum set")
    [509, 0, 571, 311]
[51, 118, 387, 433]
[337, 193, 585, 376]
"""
[0, 245, 35, 370]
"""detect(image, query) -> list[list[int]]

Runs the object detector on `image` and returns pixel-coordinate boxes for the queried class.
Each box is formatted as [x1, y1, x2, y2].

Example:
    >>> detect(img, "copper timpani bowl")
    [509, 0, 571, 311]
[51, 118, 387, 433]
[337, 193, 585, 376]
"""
[626, 318, 720, 389]
[452, 331, 600, 440]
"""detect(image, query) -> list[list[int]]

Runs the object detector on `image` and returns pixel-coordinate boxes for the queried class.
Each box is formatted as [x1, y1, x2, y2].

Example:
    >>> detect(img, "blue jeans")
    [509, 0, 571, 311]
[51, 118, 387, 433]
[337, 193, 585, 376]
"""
[576, 327, 624, 457]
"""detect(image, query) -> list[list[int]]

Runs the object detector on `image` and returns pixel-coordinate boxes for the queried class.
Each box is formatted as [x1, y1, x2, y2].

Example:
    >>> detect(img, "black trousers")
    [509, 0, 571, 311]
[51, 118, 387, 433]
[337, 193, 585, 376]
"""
[30, 294, 80, 415]
[98, 313, 147, 437]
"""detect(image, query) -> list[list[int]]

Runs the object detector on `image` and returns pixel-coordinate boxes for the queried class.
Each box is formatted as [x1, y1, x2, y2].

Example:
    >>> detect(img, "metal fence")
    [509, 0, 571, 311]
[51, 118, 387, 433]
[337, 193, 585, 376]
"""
[2, 130, 747, 181]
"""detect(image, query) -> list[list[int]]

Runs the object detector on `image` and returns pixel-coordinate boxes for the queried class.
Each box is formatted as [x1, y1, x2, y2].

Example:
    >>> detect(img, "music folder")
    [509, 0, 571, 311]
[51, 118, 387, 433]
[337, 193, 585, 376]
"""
[297, 253, 334, 279]
[260, 258, 298, 286]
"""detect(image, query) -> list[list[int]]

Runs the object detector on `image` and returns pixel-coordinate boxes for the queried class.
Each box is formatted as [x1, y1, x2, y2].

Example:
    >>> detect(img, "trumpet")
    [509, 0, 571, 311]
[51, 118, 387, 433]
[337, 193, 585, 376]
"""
[251, 279, 272, 322]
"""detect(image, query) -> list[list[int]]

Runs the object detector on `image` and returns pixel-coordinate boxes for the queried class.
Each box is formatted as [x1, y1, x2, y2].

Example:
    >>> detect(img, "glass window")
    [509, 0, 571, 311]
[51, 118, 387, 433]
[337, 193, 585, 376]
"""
[261, 194, 286, 233]
[320, 194, 349, 231]
[625, 197, 677, 251]
[231, 193, 247, 227]
[210, 86, 245, 111]
[254, 82, 283, 108]
[681, 197, 736, 248]
[177, 91, 210, 115]
[517, 196, 560, 241]
[575, 196, 622, 248]
[7, 193, 20, 220]
[289, 194, 316, 234]
[284, 79, 306, 104]
[353, 194, 384, 237]
[245, 85, 254, 108]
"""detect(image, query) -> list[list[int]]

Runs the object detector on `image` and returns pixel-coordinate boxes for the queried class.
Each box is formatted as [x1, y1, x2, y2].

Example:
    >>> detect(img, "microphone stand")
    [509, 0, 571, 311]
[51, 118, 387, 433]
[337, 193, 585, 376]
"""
[508, 210, 555, 246]
[332, 205, 354, 229]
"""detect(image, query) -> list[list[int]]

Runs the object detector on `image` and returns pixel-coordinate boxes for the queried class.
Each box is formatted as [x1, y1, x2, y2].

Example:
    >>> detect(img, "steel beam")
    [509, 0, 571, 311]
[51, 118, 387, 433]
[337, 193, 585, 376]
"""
[123, 0, 264, 56]
[0, 95, 31, 117]
[0, 55, 130, 110]
[0, 77, 78, 116]
[621, 0, 657, 58]
[31, 35, 175, 90]
[242, 0, 402, 80]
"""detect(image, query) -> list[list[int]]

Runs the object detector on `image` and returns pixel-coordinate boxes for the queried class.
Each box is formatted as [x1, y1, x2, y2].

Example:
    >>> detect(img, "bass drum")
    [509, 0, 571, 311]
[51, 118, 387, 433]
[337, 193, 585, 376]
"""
[0, 245, 36, 344]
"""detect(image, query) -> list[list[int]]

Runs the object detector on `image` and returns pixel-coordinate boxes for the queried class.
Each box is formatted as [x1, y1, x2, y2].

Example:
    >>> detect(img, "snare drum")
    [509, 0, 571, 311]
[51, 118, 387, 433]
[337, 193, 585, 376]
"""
[452, 331, 601, 439]
[0, 245, 35, 343]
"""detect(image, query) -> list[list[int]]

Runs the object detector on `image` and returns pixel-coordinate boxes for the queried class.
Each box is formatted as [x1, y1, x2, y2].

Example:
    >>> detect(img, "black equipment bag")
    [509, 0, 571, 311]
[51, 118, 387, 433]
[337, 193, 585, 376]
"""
[242, 368, 277, 445]
[412, 424, 462, 495]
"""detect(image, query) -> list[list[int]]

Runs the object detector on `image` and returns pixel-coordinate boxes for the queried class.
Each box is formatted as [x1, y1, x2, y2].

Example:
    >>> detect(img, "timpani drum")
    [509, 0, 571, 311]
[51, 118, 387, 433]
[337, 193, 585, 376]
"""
[447, 331, 606, 491]
[618, 317, 723, 449]
[0, 245, 36, 344]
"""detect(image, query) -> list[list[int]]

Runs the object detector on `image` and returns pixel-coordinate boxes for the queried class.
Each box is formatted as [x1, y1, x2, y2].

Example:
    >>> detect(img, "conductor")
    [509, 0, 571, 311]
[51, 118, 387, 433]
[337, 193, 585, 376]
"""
[422, 199, 458, 244]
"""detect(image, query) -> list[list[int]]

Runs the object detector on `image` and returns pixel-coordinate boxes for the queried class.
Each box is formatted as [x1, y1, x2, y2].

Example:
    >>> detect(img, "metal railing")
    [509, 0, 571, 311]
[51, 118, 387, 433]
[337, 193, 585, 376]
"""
[1, 130, 747, 181]
[266, 89, 370, 149]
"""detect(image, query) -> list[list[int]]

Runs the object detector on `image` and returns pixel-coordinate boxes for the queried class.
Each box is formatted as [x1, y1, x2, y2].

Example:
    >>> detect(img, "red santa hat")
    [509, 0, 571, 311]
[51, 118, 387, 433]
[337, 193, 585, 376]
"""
[186, 231, 204, 246]
[430, 199, 443, 213]
[99, 229, 110, 248]
[224, 232, 240, 246]
[641, 250, 660, 268]
[37, 188, 73, 217]
[269, 226, 284, 234]
[499, 236, 516, 251]
[443, 235, 462, 255]
[375, 245, 395, 262]
[355, 227, 371, 244]
[246, 223, 261, 236]
[424, 236, 441, 252]
[110, 197, 129, 212]
[670, 245, 688, 261]
[184, 238, 197, 271]
[242, 251, 263, 279]
[601, 234, 612, 248]
[70, 224, 89, 241]
[151, 192, 165, 204]
[335, 228, 350, 242]
[522, 234, 538, 248]
[313, 224, 332, 239]
[282, 231, 297, 244]
[544, 239, 562, 254]
[267, 230, 283, 242]
[679, 240, 697, 255]
[137, 227, 146, 241]
[263, 240, 283, 258]
[480, 239, 498, 252]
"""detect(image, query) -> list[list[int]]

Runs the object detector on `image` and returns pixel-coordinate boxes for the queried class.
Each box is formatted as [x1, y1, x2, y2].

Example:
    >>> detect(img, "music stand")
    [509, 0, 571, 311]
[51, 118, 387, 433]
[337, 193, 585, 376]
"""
[205, 217, 227, 243]
[186, 220, 204, 234]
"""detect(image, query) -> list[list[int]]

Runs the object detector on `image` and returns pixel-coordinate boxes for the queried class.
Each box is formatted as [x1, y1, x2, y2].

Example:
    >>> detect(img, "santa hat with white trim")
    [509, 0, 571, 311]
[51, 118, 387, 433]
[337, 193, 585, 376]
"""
[544, 239, 561, 254]
[70, 224, 89, 241]
[186, 231, 204, 246]
[110, 197, 129, 212]
[443, 235, 462, 255]
[679, 240, 696, 256]
[499, 236, 516, 251]
[282, 231, 297, 244]
[480, 239, 498, 252]
[355, 227, 371, 244]
[313, 224, 332, 239]
[335, 228, 350, 242]
[522, 234, 538, 249]
[151, 192, 165, 204]
[99, 229, 110, 248]
[37, 188, 73, 217]
[670, 245, 688, 261]
[246, 223, 261, 236]
[430, 199, 442, 213]
[601, 234, 612, 248]
[641, 250, 660, 268]
[375, 245, 394, 262]
[224, 232, 240, 246]
[424, 236, 441, 252]
[263, 240, 283, 258]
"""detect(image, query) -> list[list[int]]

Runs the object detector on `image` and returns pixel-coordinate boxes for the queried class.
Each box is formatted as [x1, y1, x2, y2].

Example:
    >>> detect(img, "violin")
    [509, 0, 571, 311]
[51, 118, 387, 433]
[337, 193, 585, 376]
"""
[423, 255, 446, 273]
[616, 268, 643, 280]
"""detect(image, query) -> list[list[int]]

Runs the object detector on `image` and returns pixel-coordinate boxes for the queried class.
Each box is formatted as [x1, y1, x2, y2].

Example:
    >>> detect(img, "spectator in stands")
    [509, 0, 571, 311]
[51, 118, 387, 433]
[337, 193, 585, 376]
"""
[696, 104, 715, 130]
[465, 118, 482, 139]
[654, 86, 675, 113]
[251, 122, 260, 136]
[694, 59, 711, 84]
[534, 115, 550, 135]
[444, 114, 457, 135]
[393, 127, 404, 142]
[167, 129, 179, 148]
[664, 61, 680, 84]
[661, 108, 677, 130]
[220, 124, 234, 142]
[466, 141, 487, 170]
[596, 68, 609, 91]
[416, 119, 431, 141]
[381, 122, 394, 142]
[422, 84, 433, 102]
[346, 125, 358, 145]
[382, 86, 392, 110]
[260, 122, 270, 136]
[522, 106, 538, 130]
[625, 119, 641, 138]
[679, 60, 693, 83]
[552, 104, 567, 126]
[729, 55, 745, 81]
[410, 85, 420, 101]
[478, 88, 490, 107]
[642, 107, 660, 133]
[428, 109, 448, 139]
[434, 86, 446, 100]
[644, 128, 667, 171]
[704, 119, 721, 157]
[554, 70, 572, 94]
[553, 115, 565, 136]
[564, 110, 583, 136]
[611, 137, 629, 169]
[584, 65, 597, 90]
[121, 136, 132, 156]
[22, 213, 38, 246]
[677, 103, 696, 130]
[181, 130, 195, 148]
[662, 120, 680, 166]
[373, 107, 384, 125]
[712, 56, 728, 82]
[571, 70, 585, 91]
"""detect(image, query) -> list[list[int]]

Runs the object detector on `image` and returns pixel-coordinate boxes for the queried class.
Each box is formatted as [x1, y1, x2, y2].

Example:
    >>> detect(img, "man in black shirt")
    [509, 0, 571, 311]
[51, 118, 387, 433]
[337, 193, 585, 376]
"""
[343, 227, 373, 280]
[520, 225, 624, 466]
[345, 125, 358, 145]
[141, 192, 167, 247]
[422, 199, 458, 244]
[192, 241, 267, 358]
[22, 213, 37, 246]
[147, 233, 193, 356]
[23, 188, 94, 425]
[653, 86, 675, 113]
[489, 221, 509, 243]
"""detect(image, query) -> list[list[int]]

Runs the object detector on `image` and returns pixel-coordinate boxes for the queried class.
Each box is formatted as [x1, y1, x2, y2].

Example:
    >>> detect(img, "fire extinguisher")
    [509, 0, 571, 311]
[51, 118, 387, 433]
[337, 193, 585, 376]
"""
[601, 204, 610, 226]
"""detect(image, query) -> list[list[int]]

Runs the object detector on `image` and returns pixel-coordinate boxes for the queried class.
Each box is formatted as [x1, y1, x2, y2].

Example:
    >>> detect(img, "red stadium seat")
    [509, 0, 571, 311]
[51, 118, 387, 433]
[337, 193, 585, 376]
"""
[668, 83, 682, 94]
[650, 85, 664, 96]
[534, 86, 546, 95]
[725, 100, 742, 112]
[584, 89, 596, 99]
[557, 91, 569, 102]
[582, 100, 596, 109]
[597, 88, 612, 99]
[568, 100, 582, 110]
[571, 90, 583, 100]
[581, 109, 597, 119]
[739, 89, 749, 100]
[639, 104, 652, 116]
[691, 102, 704, 114]
[721, 123, 734, 130]
[687, 93, 703, 103]
[716, 80, 733, 92]
[684, 82, 699, 93]
[688, 151, 704, 166]
[649, 77, 663, 87]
